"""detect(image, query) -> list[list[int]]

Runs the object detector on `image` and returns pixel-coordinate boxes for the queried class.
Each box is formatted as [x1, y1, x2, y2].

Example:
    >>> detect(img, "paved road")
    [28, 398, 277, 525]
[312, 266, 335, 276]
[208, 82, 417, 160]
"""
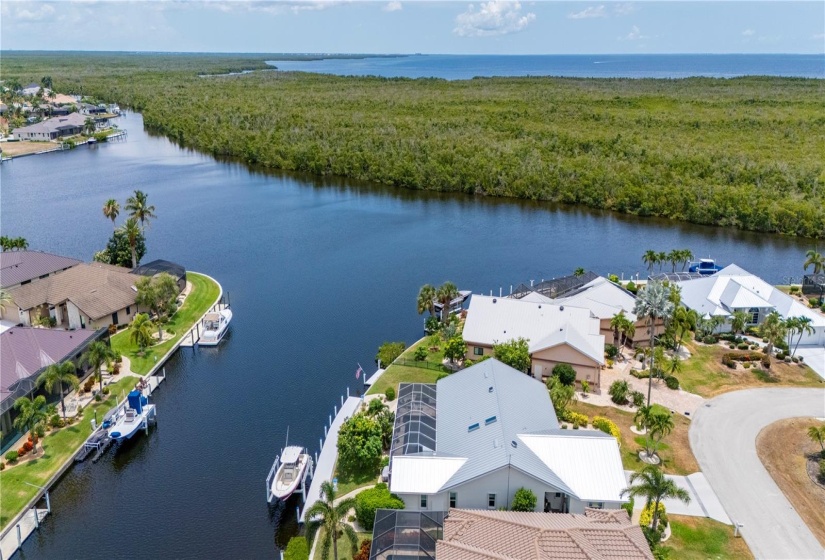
[690, 388, 825, 560]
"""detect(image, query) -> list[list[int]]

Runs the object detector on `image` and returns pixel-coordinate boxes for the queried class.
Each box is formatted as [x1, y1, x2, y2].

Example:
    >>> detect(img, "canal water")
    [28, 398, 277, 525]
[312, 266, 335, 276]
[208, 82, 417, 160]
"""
[0, 112, 813, 558]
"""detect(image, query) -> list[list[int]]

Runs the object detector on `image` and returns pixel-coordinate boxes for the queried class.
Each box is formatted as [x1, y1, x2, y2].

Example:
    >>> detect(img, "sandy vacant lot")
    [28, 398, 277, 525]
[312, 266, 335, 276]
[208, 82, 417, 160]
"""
[756, 417, 825, 548]
[1, 141, 60, 157]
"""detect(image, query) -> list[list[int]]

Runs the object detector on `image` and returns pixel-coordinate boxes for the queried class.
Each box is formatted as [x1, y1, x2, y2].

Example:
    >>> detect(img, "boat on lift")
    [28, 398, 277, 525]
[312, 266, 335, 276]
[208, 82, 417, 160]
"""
[688, 258, 724, 276]
[199, 308, 232, 346]
[105, 390, 156, 444]
[269, 445, 311, 502]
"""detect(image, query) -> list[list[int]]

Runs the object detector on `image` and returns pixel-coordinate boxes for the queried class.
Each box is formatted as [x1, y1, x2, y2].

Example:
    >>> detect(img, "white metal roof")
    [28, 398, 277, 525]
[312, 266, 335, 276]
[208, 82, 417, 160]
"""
[519, 431, 628, 502]
[517, 291, 555, 304]
[390, 456, 467, 494]
[552, 277, 639, 322]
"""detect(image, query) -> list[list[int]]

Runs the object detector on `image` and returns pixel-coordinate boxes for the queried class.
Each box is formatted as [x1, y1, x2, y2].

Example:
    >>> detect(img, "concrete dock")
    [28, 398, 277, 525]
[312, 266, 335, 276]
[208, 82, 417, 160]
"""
[0, 509, 48, 560]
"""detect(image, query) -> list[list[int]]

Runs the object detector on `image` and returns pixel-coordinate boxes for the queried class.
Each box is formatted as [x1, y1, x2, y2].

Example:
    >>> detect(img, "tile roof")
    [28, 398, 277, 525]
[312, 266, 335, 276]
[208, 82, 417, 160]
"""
[437, 509, 653, 560]
[7, 262, 139, 320]
[12, 112, 87, 136]
[0, 251, 82, 288]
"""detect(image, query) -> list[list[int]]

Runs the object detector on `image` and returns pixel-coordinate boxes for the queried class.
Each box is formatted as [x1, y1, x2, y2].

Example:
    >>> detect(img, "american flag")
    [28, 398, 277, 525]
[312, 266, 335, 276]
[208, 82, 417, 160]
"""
[355, 365, 363, 380]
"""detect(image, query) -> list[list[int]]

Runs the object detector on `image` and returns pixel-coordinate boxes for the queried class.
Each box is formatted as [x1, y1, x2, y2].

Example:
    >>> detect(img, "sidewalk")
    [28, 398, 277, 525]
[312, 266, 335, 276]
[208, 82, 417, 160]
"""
[626, 471, 730, 525]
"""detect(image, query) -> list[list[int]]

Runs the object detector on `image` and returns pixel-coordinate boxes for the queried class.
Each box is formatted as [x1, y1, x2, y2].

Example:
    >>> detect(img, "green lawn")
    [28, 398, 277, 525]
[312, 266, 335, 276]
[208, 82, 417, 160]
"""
[662, 515, 753, 559]
[111, 272, 220, 375]
[0, 376, 138, 529]
[333, 461, 380, 497]
[367, 336, 447, 396]
[312, 529, 371, 560]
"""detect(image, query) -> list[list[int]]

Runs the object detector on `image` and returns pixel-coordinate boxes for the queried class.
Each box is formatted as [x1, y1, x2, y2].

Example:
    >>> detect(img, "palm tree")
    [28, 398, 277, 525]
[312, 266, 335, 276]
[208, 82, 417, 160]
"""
[807, 425, 825, 457]
[36, 361, 80, 420]
[82, 340, 116, 394]
[436, 281, 459, 323]
[634, 405, 653, 432]
[644, 410, 674, 460]
[102, 199, 120, 230]
[120, 217, 141, 268]
[84, 117, 96, 135]
[656, 252, 667, 271]
[130, 313, 155, 353]
[760, 311, 785, 357]
[634, 280, 675, 407]
[610, 311, 626, 346]
[730, 310, 750, 336]
[416, 284, 436, 317]
[573, 267, 585, 278]
[803, 249, 824, 274]
[13, 395, 48, 452]
[125, 190, 157, 232]
[666, 250, 679, 273]
[791, 316, 814, 357]
[642, 250, 658, 273]
[305, 480, 358, 560]
[622, 465, 690, 532]
[666, 354, 682, 377]
[679, 249, 694, 271]
[0, 288, 12, 319]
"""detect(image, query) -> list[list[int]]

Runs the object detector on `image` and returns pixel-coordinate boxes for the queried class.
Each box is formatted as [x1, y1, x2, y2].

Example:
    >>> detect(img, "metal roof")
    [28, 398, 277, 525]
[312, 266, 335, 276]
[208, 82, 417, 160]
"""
[390, 456, 467, 494]
[391, 383, 437, 457]
[0, 251, 81, 288]
[370, 510, 444, 560]
[552, 276, 639, 322]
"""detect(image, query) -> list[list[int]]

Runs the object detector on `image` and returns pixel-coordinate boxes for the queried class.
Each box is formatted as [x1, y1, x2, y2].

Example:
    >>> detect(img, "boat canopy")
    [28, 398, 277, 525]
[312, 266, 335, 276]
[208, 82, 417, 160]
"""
[281, 446, 303, 464]
[204, 312, 220, 322]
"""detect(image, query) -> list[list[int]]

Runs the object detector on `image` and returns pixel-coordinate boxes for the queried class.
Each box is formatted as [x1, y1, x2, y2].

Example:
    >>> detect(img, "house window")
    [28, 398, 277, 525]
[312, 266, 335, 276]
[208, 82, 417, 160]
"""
[126, 306, 131, 315]
[420, 495, 428, 509]
[748, 307, 759, 324]
[474, 347, 484, 356]
[587, 502, 604, 509]
[449, 492, 457, 508]
[488, 493, 496, 508]
[111, 312, 119, 326]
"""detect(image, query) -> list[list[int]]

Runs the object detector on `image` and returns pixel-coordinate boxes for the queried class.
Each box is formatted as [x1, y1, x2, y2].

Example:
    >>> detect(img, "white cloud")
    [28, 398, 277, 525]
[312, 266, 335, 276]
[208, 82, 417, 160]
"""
[814, 33, 825, 40]
[620, 25, 648, 41]
[568, 5, 605, 20]
[741, 29, 755, 36]
[383, 1, 402, 12]
[454, 1, 536, 37]
[613, 3, 636, 16]
[14, 3, 55, 21]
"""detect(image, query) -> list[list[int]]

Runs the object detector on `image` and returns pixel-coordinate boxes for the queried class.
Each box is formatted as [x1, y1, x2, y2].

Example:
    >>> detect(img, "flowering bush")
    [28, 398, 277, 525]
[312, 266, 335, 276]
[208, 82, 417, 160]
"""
[592, 416, 621, 443]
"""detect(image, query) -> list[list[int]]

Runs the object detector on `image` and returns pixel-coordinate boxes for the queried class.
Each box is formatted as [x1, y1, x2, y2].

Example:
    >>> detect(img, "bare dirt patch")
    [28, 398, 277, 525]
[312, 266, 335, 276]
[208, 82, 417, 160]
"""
[1, 141, 61, 157]
[756, 417, 825, 548]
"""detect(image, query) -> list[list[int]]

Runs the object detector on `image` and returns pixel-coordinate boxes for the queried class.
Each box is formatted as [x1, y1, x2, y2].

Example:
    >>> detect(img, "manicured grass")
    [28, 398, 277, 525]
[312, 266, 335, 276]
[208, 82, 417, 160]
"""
[367, 336, 445, 396]
[662, 515, 753, 559]
[333, 461, 380, 498]
[0, 376, 138, 529]
[571, 401, 698, 475]
[312, 529, 371, 560]
[111, 272, 220, 375]
[678, 341, 822, 398]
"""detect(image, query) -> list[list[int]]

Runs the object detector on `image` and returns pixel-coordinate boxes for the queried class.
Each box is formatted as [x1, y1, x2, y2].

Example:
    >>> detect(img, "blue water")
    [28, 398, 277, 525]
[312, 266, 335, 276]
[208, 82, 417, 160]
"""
[268, 54, 825, 80]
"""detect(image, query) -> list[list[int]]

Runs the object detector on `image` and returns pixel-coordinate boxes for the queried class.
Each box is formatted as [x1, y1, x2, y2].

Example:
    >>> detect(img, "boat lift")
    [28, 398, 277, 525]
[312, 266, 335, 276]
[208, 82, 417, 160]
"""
[265, 451, 314, 505]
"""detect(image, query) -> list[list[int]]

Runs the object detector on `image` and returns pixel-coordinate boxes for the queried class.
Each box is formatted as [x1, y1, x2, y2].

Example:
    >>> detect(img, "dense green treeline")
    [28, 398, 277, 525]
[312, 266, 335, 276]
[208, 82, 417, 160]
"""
[3, 52, 825, 237]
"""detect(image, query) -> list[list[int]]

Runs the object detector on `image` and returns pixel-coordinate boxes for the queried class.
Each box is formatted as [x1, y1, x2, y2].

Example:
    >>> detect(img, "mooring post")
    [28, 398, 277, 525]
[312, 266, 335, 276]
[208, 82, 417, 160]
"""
[334, 405, 337, 417]
[329, 413, 332, 426]
[45, 490, 51, 513]
[324, 424, 327, 437]
[346, 386, 350, 398]
[315, 451, 319, 465]
[33, 508, 39, 530]
[340, 394, 344, 407]
[296, 506, 300, 524]
[17, 523, 22, 549]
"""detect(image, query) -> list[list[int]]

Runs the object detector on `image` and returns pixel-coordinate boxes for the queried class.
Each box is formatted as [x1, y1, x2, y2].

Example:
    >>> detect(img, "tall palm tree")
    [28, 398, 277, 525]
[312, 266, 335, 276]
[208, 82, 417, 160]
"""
[416, 284, 436, 317]
[642, 250, 658, 273]
[791, 316, 814, 357]
[0, 288, 12, 319]
[130, 313, 155, 353]
[633, 404, 653, 432]
[610, 311, 626, 346]
[36, 361, 80, 420]
[13, 395, 48, 452]
[803, 249, 824, 274]
[622, 465, 690, 532]
[666, 250, 679, 273]
[760, 311, 785, 357]
[784, 316, 800, 354]
[305, 480, 358, 560]
[730, 310, 750, 336]
[680, 249, 694, 271]
[656, 251, 667, 272]
[82, 340, 117, 394]
[125, 190, 157, 232]
[120, 217, 141, 268]
[436, 281, 459, 323]
[644, 410, 674, 460]
[102, 199, 120, 230]
[634, 280, 675, 407]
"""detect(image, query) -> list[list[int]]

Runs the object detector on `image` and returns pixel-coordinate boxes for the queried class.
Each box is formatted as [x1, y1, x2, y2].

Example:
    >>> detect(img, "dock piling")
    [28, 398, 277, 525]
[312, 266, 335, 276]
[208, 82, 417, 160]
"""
[340, 394, 344, 407]
[33, 509, 39, 530]
[334, 405, 337, 416]
[16, 525, 21, 550]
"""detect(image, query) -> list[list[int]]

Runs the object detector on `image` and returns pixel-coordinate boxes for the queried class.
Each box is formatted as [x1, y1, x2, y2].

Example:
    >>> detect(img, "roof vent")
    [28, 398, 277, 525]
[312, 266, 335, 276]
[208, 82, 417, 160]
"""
[493, 298, 497, 303]
[488, 386, 493, 393]
[538, 305, 541, 308]
[511, 440, 518, 448]
[468, 423, 480, 433]
[560, 306, 564, 311]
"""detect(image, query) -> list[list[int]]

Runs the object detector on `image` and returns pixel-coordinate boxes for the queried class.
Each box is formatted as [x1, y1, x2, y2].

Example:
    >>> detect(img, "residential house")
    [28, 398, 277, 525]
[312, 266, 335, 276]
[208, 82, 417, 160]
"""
[0, 251, 82, 324]
[676, 264, 825, 346]
[7, 262, 145, 330]
[21, 83, 44, 97]
[463, 295, 605, 387]
[12, 112, 88, 141]
[388, 360, 628, 517]
[0, 326, 106, 439]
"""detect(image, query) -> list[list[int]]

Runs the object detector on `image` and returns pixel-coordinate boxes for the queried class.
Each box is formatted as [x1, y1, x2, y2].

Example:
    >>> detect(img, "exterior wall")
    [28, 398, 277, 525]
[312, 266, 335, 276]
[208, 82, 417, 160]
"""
[0, 302, 23, 324]
[466, 343, 493, 361]
[626, 318, 665, 347]
[531, 345, 601, 389]
[88, 305, 135, 330]
[67, 301, 84, 329]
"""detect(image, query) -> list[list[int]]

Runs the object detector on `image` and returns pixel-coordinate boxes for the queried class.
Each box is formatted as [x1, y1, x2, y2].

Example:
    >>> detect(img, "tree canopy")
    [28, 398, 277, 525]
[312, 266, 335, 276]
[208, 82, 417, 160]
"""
[94, 226, 146, 268]
[493, 337, 531, 373]
[337, 413, 383, 474]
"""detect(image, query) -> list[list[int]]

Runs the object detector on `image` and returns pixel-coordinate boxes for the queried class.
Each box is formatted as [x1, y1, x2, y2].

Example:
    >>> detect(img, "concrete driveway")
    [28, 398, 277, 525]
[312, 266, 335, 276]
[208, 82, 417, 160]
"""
[690, 388, 825, 560]
[795, 345, 825, 380]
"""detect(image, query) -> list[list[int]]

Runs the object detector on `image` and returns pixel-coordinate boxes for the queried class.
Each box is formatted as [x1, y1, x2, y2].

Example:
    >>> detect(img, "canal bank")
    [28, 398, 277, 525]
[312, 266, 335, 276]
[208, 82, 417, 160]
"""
[0, 272, 222, 557]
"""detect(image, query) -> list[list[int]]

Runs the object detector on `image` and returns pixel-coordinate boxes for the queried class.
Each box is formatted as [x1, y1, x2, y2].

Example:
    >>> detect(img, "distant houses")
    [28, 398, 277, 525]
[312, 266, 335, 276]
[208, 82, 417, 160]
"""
[13, 112, 89, 141]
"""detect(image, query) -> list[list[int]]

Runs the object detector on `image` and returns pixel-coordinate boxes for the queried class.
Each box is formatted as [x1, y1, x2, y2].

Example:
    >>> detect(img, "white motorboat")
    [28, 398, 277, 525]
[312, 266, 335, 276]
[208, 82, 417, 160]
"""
[267, 445, 312, 502]
[199, 308, 232, 346]
[106, 390, 156, 444]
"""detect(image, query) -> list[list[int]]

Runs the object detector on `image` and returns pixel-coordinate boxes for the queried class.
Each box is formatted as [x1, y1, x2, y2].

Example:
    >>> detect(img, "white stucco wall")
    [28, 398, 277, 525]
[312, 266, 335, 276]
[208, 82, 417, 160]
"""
[67, 301, 83, 329]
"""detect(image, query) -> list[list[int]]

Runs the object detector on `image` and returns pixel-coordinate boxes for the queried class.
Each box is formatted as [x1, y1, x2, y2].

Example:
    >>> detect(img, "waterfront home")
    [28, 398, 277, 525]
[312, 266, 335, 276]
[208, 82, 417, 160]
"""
[0, 326, 106, 439]
[369, 508, 652, 560]
[0, 251, 82, 324]
[676, 264, 825, 346]
[463, 294, 605, 387]
[7, 262, 144, 330]
[388, 360, 628, 515]
[12, 112, 87, 141]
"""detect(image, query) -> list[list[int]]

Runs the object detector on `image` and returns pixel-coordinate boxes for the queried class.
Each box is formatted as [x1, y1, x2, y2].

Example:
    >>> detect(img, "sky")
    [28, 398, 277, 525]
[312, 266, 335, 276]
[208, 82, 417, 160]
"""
[1, 1, 823, 54]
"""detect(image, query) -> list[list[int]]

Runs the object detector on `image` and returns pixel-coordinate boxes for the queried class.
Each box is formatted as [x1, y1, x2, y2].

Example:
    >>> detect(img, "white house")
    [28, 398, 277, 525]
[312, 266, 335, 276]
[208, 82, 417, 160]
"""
[388, 360, 629, 515]
[463, 295, 605, 387]
[676, 264, 825, 346]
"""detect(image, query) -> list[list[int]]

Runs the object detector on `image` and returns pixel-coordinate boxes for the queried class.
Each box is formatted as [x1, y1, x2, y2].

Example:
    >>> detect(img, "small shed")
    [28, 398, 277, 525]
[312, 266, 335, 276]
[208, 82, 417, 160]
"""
[132, 259, 187, 292]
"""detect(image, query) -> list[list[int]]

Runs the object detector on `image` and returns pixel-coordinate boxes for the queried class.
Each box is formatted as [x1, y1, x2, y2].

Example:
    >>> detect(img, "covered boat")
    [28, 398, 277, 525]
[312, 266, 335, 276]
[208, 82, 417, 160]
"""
[106, 390, 156, 444]
[688, 258, 724, 275]
[268, 445, 311, 502]
[199, 308, 232, 346]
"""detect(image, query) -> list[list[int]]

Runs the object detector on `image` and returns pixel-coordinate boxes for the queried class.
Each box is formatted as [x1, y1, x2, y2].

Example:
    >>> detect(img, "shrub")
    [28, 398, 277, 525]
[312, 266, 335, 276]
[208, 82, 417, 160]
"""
[35, 424, 46, 438]
[0, 462, 4, 470]
[743, 362, 751, 369]
[702, 335, 718, 344]
[819, 459, 825, 481]
[761, 354, 772, 369]
[552, 363, 577, 386]
[77, 405, 84, 415]
[102, 386, 110, 394]
[338, 414, 384, 474]
[355, 483, 405, 530]
[728, 344, 735, 350]
[353, 539, 372, 560]
[376, 342, 406, 367]
[22, 441, 34, 453]
[49, 414, 63, 428]
[511, 487, 538, 511]
[413, 346, 428, 361]
[776, 352, 786, 360]
[664, 376, 680, 390]
[565, 411, 590, 428]
[94, 393, 102, 402]
[283, 536, 309, 560]
[18, 447, 27, 457]
[5, 450, 19, 463]
[581, 380, 590, 394]
[630, 369, 650, 379]
[605, 344, 619, 359]
[792, 357, 799, 363]
[385, 387, 396, 401]
[608, 274, 620, 284]
[108, 324, 118, 335]
[737, 343, 749, 350]
[621, 496, 635, 517]
[592, 416, 621, 441]
[625, 281, 638, 294]
[424, 316, 440, 334]
[640, 502, 668, 528]
[789, 285, 800, 294]
[631, 391, 645, 408]
[83, 377, 95, 392]
[606, 359, 614, 368]
[435, 372, 450, 382]
[608, 380, 629, 405]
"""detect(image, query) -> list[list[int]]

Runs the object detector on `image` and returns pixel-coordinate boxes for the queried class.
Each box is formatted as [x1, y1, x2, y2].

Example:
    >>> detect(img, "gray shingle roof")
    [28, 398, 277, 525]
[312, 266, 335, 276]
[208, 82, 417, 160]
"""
[0, 251, 82, 288]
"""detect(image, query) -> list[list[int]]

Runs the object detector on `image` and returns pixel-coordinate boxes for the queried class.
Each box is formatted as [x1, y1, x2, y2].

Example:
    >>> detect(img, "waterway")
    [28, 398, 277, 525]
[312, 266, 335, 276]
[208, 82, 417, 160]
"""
[0, 111, 815, 558]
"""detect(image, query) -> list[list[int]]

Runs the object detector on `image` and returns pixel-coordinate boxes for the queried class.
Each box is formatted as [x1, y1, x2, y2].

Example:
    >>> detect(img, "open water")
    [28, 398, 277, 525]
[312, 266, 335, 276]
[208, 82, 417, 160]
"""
[0, 109, 816, 558]
[268, 54, 825, 80]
